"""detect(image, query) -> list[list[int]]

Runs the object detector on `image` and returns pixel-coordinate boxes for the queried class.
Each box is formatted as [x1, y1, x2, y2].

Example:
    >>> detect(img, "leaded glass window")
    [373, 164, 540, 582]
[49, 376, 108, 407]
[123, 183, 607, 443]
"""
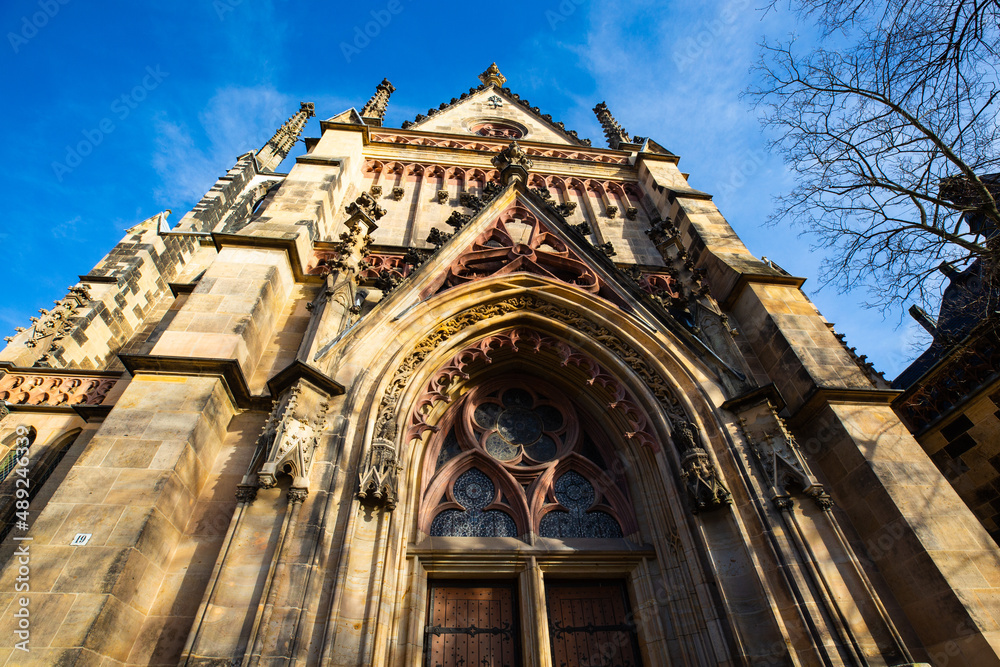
[421, 379, 635, 540]
[429, 468, 518, 538]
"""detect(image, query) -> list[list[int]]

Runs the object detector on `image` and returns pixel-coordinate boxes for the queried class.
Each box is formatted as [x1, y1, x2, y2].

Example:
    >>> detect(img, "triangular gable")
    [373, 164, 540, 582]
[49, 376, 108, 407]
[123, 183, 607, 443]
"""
[326, 108, 365, 125]
[382, 183, 650, 314]
[404, 86, 587, 147]
[420, 197, 617, 303]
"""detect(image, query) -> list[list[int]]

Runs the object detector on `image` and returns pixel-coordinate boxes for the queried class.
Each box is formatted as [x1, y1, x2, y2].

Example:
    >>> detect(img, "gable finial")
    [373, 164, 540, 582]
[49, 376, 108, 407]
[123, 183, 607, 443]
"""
[593, 101, 631, 149]
[361, 78, 395, 125]
[256, 102, 315, 172]
[478, 62, 507, 88]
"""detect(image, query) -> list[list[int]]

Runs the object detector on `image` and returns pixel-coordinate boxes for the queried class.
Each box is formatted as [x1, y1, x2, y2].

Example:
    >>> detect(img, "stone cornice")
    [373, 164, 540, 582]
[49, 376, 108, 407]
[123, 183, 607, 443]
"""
[266, 359, 344, 398]
[719, 272, 808, 311]
[118, 354, 272, 411]
[720, 383, 786, 413]
[211, 233, 324, 285]
[788, 386, 902, 429]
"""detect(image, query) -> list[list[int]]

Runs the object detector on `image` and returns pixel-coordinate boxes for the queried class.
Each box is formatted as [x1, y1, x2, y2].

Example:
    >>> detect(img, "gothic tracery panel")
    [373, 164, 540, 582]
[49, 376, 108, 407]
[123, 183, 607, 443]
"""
[421, 378, 636, 540]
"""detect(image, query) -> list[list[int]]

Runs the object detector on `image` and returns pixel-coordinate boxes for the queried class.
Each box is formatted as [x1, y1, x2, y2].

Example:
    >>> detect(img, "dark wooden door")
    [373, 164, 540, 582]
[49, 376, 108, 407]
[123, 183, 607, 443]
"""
[425, 581, 521, 667]
[546, 581, 642, 667]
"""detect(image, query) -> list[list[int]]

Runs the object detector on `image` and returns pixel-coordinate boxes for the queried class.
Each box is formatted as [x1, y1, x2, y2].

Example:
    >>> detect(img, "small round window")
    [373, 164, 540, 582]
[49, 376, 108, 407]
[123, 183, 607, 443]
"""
[470, 121, 524, 139]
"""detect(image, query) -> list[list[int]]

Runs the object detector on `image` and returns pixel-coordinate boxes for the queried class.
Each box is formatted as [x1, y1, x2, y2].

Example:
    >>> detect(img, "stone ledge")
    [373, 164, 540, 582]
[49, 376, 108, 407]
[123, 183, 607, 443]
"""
[266, 359, 345, 398]
[167, 282, 197, 297]
[788, 386, 902, 429]
[118, 354, 271, 411]
[721, 383, 786, 413]
[211, 233, 324, 285]
[720, 272, 808, 311]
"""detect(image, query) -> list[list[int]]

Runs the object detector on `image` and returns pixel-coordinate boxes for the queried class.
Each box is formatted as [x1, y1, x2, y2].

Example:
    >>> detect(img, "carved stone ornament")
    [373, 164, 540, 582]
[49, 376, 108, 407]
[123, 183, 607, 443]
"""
[345, 191, 386, 222]
[491, 141, 533, 185]
[737, 401, 829, 509]
[478, 62, 507, 87]
[370, 185, 383, 197]
[436, 189, 449, 204]
[255, 382, 328, 491]
[357, 438, 401, 509]
[287, 487, 309, 504]
[391, 186, 405, 201]
[679, 447, 732, 513]
[235, 484, 258, 504]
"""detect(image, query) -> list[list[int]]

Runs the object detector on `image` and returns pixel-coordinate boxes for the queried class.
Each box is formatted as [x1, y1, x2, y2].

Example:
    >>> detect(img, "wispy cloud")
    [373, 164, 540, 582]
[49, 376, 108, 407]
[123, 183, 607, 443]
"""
[151, 86, 294, 208]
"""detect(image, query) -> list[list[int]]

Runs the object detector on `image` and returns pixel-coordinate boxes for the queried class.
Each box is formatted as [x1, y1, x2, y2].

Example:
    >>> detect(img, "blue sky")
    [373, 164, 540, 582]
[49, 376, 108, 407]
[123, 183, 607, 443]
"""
[0, 0, 928, 377]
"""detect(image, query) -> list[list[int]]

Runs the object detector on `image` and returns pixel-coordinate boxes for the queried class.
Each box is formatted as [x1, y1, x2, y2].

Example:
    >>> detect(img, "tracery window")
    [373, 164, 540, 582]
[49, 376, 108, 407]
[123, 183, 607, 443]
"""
[421, 380, 636, 540]
[469, 121, 524, 139]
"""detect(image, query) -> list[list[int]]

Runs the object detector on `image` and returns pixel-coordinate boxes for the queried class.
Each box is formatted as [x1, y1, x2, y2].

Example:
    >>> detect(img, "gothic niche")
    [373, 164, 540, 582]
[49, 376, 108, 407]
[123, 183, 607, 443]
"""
[420, 380, 637, 540]
[470, 121, 524, 139]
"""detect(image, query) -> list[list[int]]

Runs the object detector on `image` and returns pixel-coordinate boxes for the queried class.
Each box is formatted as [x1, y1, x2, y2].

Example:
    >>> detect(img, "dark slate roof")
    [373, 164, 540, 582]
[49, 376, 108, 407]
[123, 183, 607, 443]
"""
[893, 259, 992, 388]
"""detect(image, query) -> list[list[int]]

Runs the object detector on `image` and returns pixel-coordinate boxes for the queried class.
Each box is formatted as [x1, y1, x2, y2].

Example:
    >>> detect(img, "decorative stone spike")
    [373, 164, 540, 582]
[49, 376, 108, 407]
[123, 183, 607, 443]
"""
[593, 101, 631, 150]
[360, 78, 395, 123]
[478, 62, 507, 87]
[256, 102, 316, 172]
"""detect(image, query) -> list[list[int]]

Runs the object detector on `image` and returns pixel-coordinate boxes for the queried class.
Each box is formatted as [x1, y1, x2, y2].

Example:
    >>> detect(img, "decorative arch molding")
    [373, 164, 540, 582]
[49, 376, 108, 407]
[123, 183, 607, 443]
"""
[359, 286, 731, 514]
[403, 327, 657, 452]
[369, 293, 687, 447]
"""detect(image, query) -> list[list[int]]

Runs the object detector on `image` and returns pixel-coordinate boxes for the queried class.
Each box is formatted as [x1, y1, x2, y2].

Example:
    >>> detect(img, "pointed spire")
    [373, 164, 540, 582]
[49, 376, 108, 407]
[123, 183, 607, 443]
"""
[361, 78, 395, 125]
[593, 101, 631, 149]
[478, 62, 507, 87]
[256, 102, 316, 172]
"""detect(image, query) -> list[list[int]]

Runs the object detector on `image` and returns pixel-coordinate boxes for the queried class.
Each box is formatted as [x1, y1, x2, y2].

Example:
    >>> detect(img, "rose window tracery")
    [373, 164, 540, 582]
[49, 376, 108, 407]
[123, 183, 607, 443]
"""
[421, 379, 637, 541]
[470, 121, 524, 139]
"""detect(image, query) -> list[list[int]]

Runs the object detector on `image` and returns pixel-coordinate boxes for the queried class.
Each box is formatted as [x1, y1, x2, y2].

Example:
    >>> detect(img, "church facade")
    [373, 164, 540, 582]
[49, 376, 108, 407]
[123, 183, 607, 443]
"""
[1, 64, 999, 666]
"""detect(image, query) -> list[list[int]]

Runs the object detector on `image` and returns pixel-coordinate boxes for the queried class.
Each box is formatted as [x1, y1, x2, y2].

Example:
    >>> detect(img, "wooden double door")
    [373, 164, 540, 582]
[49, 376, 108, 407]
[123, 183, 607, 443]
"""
[425, 580, 641, 667]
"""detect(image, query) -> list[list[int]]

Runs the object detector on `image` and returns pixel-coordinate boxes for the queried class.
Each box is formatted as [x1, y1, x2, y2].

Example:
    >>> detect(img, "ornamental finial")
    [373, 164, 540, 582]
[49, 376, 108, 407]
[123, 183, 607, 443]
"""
[478, 62, 507, 87]
[492, 141, 533, 185]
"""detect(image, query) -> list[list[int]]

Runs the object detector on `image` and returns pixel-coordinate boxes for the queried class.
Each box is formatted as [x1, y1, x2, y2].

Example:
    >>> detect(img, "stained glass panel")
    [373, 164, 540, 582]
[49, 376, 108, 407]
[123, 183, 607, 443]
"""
[430, 469, 518, 538]
[539, 471, 623, 539]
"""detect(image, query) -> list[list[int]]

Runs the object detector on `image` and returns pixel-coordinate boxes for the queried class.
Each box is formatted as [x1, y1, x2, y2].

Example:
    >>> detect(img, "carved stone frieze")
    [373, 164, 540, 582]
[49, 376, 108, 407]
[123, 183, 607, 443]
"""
[0, 372, 116, 407]
[404, 327, 657, 449]
[370, 295, 689, 473]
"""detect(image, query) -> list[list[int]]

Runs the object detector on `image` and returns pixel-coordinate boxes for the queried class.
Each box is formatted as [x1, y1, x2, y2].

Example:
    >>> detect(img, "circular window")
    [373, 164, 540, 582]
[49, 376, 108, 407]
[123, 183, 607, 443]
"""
[470, 121, 524, 139]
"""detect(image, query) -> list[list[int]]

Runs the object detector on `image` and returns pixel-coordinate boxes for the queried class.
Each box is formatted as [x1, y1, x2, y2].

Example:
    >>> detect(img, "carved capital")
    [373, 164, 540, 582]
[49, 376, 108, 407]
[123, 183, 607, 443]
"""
[235, 484, 258, 504]
[492, 141, 533, 185]
[773, 496, 795, 512]
[287, 487, 309, 504]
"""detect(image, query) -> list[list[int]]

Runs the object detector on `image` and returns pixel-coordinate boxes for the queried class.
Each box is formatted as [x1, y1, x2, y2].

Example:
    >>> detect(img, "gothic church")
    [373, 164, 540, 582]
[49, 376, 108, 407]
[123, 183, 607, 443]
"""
[0, 64, 999, 666]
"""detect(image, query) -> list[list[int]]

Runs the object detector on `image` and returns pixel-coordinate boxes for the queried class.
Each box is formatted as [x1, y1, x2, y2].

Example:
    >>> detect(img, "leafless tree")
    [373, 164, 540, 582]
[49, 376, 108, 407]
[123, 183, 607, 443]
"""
[749, 0, 1000, 315]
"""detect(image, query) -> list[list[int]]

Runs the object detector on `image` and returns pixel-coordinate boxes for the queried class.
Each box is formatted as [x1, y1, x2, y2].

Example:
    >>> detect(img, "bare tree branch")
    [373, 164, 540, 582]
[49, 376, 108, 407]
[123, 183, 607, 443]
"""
[750, 0, 1000, 314]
